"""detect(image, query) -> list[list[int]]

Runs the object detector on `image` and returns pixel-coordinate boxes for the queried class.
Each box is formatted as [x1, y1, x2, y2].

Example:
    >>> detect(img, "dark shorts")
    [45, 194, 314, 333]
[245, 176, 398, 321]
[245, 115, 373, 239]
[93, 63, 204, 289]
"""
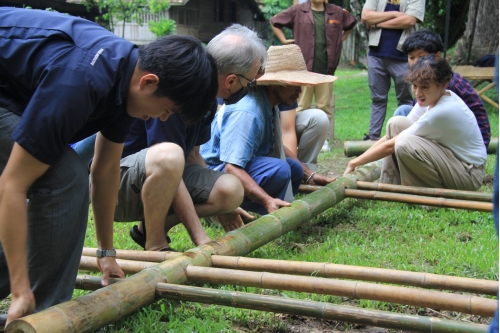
[114, 149, 224, 222]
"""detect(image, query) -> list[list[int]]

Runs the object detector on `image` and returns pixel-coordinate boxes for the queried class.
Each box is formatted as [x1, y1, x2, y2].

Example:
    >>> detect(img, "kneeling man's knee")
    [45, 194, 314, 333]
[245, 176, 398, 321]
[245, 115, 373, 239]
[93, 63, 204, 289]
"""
[146, 143, 184, 175]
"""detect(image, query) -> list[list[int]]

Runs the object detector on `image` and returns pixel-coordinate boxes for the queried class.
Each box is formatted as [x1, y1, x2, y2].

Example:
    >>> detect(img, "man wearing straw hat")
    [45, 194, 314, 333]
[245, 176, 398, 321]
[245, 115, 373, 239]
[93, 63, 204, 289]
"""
[201, 45, 336, 215]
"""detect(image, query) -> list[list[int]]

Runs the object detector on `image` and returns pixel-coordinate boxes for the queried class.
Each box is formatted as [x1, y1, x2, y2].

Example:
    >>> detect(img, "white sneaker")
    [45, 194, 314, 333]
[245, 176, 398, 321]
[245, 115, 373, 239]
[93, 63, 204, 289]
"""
[321, 140, 330, 152]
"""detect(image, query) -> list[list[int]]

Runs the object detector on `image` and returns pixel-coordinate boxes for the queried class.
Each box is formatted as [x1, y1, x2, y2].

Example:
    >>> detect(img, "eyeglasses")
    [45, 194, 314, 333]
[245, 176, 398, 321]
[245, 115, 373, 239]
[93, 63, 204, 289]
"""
[233, 73, 257, 88]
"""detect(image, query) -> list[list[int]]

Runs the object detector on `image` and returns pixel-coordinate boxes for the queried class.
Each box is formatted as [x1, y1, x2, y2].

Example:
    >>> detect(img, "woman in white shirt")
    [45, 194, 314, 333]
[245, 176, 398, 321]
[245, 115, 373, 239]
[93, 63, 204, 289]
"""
[343, 54, 486, 190]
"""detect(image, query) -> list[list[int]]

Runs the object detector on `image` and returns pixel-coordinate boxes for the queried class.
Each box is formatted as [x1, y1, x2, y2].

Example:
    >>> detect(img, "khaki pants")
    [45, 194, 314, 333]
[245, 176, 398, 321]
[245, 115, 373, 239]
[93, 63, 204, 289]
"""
[297, 82, 333, 121]
[380, 117, 484, 190]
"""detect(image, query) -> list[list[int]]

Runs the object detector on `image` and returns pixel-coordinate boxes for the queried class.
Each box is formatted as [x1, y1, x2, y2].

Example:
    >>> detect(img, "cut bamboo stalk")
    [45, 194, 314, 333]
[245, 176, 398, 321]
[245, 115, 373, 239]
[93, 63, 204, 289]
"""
[301, 183, 493, 203]
[345, 189, 493, 212]
[80, 256, 157, 275]
[82, 247, 178, 262]
[210, 256, 499, 296]
[157, 283, 487, 333]
[344, 138, 498, 157]
[184, 266, 496, 316]
[355, 182, 493, 202]
[73, 275, 488, 333]
[81, 249, 499, 296]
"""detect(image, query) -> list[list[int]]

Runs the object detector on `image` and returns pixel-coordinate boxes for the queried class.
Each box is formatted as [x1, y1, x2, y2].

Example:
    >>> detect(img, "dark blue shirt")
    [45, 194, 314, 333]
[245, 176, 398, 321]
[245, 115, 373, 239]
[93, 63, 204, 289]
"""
[0, 8, 136, 164]
[122, 102, 217, 159]
[368, 3, 407, 61]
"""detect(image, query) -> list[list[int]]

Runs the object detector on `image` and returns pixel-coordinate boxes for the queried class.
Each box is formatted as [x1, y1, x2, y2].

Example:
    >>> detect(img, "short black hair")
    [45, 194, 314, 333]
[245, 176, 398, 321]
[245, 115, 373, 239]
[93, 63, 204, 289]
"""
[138, 35, 218, 123]
[401, 30, 444, 55]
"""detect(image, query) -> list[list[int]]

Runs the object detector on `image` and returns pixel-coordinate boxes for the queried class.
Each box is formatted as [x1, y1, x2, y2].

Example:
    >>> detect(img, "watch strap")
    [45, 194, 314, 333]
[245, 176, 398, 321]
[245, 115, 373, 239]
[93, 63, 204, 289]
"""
[96, 248, 116, 258]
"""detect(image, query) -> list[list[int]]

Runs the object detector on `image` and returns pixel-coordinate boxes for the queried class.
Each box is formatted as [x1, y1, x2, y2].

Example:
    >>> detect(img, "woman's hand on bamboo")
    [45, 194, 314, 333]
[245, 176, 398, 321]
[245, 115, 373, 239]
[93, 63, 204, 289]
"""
[343, 160, 358, 176]
[97, 257, 125, 287]
[6, 290, 35, 327]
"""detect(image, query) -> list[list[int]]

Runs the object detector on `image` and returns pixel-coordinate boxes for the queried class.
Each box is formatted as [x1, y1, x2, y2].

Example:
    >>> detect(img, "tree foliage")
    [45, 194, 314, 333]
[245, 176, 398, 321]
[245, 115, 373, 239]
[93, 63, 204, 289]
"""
[83, 0, 175, 38]
[261, 0, 293, 45]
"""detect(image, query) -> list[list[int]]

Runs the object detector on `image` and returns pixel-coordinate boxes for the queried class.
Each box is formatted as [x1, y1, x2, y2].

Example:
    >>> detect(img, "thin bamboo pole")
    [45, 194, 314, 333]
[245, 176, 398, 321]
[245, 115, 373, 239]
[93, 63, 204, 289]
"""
[184, 266, 496, 316]
[82, 247, 178, 262]
[355, 181, 493, 202]
[344, 137, 498, 157]
[345, 189, 493, 212]
[72, 275, 488, 333]
[81, 249, 499, 296]
[8, 163, 383, 333]
[300, 183, 493, 203]
[80, 256, 157, 275]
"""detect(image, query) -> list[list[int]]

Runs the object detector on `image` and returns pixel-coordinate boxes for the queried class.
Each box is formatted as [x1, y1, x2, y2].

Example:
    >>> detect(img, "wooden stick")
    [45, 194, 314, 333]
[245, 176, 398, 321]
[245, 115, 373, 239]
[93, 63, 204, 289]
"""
[345, 189, 493, 212]
[184, 266, 496, 316]
[73, 275, 488, 333]
[80, 250, 499, 296]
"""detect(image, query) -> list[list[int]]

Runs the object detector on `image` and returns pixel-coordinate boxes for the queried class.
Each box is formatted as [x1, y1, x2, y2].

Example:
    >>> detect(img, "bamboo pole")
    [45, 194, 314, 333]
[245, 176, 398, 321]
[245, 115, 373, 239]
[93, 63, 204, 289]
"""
[344, 137, 498, 157]
[72, 275, 489, 333]
[345, 189, 493, 212]
[81, 250, 499, 296]
[8, 162, 383, 333]
[301, 183, 493, 203]
[355, 181, 493, 202]
[82, 247, 178, 262]
[80, 256, 157, 275]
[184, 266, 496, 316]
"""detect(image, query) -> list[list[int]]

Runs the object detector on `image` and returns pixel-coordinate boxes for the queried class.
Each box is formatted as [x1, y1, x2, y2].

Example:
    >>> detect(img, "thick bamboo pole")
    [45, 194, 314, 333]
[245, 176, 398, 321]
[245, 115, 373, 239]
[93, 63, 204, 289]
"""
[81, 250, 499, 296]
[73, 275, 488, 333]
[345, 189, 493, 212]
[185, 266, 496, 316]
[344, 137, 498, 157]
[8, 162, 383, 333]
[355, 181, 493, 202]
[75, 275, 490, 333]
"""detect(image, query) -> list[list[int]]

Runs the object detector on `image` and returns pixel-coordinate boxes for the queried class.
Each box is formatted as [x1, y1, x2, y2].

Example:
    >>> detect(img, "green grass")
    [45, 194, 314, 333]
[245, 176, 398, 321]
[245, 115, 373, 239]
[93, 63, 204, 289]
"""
[15, 67, 500, 333]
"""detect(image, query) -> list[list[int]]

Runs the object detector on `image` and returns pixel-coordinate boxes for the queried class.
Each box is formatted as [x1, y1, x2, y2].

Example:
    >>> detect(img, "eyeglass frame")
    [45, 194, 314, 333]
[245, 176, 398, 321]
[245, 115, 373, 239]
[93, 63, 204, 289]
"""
[231, 73, 257, 89]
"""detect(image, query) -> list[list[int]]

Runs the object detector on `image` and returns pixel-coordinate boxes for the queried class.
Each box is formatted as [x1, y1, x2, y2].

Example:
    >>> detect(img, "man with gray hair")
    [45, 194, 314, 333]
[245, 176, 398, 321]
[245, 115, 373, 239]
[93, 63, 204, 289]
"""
[117, 24, 267, 251]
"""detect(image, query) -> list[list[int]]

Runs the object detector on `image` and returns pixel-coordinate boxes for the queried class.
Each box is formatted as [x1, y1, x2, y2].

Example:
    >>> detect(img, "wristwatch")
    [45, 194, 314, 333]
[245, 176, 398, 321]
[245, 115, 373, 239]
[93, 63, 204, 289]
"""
[96, 248, 116, 258]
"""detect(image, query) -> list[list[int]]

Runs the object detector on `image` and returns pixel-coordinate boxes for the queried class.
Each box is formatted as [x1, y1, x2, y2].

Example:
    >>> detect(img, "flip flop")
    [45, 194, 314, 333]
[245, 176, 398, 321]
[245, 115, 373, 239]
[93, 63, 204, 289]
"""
[129, 221, 171, 250]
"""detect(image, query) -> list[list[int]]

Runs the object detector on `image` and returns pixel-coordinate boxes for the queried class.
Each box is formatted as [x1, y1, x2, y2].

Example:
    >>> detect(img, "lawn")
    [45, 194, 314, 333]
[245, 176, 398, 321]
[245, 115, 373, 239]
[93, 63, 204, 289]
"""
[54, 68, 500, 332]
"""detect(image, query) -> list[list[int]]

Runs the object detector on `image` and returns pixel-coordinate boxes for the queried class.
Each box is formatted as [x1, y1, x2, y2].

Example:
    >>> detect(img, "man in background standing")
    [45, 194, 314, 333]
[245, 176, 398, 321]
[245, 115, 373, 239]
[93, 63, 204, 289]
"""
[361, 0, 425, 141]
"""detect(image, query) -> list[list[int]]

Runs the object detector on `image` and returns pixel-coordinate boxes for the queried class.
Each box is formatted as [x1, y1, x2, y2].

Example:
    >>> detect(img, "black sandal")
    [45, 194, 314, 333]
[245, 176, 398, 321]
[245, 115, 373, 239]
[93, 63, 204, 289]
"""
[129, 221, 171, 250]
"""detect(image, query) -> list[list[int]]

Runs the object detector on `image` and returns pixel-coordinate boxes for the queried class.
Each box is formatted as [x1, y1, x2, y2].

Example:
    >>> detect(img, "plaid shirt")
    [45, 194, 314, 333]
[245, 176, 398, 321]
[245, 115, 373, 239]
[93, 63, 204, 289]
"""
[413, 72, 491, 147]
[448, 72, 491, 147]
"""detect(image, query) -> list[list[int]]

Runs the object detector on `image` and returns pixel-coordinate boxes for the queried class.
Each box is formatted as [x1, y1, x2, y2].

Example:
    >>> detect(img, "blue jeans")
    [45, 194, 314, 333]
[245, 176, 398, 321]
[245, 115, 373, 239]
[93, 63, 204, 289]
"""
[393, 104, 413, 117]
[240, 156, 303, 215]
[70, 133, 97, 170]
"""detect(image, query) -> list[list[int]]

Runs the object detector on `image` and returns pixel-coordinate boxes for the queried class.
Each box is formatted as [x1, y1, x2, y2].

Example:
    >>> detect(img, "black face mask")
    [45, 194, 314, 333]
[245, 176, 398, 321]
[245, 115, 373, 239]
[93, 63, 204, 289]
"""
[223, 85, 250, 105]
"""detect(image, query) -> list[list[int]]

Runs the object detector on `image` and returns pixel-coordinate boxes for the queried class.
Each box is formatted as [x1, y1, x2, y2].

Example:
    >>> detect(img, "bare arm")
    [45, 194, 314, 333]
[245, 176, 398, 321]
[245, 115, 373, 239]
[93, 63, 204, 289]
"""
[342, 29, 353, 42]
[377, 15, 417, 29]
[270, 24, 295, 45]
[280, 110, 298, 158]
[361, 9, 403, 25]
[186, 146, 207, 167]
[224, 163, 290, 214]
[0, 144, 48, 325]
[343, 136, 397, 175]
[90, 133, 125, 286]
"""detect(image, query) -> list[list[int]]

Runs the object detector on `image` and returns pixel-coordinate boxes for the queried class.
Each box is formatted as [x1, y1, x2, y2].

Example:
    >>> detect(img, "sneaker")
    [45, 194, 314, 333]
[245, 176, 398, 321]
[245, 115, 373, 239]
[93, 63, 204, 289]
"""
[321, 140, 330, 152]
[363, 133, 371, 141]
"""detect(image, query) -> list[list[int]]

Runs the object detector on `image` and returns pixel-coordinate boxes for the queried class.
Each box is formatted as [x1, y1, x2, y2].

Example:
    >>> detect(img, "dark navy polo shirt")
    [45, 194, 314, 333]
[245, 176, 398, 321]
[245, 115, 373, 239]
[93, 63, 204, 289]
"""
[122, 102, 217, 159]
[0, 8, 136, 165]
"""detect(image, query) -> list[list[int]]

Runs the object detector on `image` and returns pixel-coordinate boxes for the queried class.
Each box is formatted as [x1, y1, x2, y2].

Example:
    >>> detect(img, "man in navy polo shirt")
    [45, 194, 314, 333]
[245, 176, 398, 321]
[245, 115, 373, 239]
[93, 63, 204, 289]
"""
[0, 7, 217, 324]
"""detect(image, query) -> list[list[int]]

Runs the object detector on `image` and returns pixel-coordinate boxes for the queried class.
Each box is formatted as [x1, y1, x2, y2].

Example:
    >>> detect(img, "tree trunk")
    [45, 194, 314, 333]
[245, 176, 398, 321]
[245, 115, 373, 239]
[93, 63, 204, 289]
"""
[454, 0, 499, 65]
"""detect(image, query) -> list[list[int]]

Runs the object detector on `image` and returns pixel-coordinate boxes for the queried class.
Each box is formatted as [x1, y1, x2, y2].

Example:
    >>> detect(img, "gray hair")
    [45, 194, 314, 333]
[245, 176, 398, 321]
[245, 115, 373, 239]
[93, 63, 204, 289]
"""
[207, 24, 267, 76]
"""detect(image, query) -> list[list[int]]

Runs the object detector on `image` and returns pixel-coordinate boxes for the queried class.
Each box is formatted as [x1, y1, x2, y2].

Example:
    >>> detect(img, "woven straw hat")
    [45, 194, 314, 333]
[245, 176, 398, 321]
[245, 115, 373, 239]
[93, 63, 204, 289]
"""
[257, 45, 338, 86]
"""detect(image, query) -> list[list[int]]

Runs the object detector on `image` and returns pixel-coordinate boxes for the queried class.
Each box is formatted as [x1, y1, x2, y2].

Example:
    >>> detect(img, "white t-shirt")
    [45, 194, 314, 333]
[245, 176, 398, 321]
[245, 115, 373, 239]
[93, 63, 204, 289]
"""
[401, 90, 487, 167]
